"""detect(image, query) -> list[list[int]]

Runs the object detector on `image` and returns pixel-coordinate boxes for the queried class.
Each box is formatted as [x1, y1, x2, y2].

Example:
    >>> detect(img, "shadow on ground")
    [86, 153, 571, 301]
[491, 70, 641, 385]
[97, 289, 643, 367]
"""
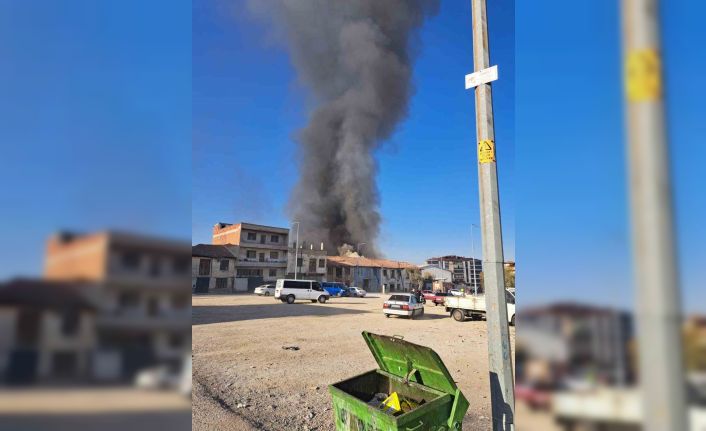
[192, 303, 370, 325]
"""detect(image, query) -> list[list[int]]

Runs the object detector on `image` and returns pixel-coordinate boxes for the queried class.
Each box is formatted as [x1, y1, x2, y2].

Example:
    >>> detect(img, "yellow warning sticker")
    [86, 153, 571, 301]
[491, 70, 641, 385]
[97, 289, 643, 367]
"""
[625, 49, 662, 102]
[478, 139, 495, 164]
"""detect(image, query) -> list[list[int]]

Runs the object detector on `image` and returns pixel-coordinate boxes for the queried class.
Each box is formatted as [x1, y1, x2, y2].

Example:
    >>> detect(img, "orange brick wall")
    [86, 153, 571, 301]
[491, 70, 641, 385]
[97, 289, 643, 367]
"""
[44, 233, 109, 282]
[212, 224, 242, 245]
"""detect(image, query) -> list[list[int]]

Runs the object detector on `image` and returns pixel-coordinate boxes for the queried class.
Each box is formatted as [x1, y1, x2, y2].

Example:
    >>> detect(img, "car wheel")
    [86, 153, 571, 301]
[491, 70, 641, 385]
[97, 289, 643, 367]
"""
[510, 315, 516, 326]
[286, 295, 295, 304]
[318, 296, 327, 304]
[264, 292, 270, 296]
[385, 313, 390, 318]
[452, 309, 465, 322]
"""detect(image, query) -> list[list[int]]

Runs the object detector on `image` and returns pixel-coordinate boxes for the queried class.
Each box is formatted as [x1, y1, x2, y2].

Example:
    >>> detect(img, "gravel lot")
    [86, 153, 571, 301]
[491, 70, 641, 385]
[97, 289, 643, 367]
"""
[192, 293, 515, 431]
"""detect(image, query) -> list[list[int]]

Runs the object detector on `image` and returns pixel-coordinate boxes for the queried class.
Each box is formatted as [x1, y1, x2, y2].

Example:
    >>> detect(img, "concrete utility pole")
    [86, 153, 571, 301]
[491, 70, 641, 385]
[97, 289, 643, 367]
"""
[467, 0, 514, 429]
[621, 1, 687, 430]
[292, 221, 300, 280]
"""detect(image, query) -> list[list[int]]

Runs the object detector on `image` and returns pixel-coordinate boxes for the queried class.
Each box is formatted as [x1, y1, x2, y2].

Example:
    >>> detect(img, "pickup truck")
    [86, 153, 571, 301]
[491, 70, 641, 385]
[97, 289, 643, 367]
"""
[444, 290, 516, 325]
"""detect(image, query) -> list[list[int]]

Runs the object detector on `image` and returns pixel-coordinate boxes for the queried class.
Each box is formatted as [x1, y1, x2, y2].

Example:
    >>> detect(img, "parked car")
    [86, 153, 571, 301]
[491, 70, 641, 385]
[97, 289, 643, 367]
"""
[448, 289, 463, 296]
[348, 287, 367, 297]
[254, 284, 276, 296]
[430, 291, 448, 306]
[275, 279, 330, 304]
[421, 290, 435, 301]
[383, 293, 424, 319]
[321, 281, 347, 297]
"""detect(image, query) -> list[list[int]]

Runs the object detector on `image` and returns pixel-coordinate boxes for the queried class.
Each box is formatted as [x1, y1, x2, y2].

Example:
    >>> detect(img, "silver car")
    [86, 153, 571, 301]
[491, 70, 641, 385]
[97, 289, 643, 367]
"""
[349, 287, 367, 297]
[254, 284, 275, 296]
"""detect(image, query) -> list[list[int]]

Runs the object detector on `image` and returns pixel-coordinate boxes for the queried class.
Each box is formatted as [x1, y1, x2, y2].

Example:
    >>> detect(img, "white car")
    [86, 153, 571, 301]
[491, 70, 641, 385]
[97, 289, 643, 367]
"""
[349, 287, 367, 297]
[275, 279, 329, 304]
[448, 289, 463, 296]
[254, 284, 275, 296]
[383, 293, 424, 319]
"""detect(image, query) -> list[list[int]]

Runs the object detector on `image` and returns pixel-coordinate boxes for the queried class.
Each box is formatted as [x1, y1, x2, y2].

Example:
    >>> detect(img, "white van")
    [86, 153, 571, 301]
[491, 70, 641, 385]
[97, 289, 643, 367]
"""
[275, 279, 329, 304]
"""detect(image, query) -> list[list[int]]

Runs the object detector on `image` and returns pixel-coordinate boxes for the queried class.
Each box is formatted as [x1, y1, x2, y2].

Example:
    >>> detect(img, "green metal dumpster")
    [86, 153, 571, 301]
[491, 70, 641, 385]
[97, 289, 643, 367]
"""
[329, 332, 470, 431]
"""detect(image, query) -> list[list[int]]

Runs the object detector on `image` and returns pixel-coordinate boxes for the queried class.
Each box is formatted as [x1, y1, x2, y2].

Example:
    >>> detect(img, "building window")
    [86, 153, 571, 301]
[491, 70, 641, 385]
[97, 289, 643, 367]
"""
[61, 312, 80, 336]
[122, 252, 141, 270]
[270, 251, 279, 260]
[335, 267, 342, 278]
[246, 250, 256, 259]
[220, 259, 230, 271]
[297, 258, 303, 267]
[344, 267, 350, 276]
[383, 269, 388, 277]
[270, 235, 279, 243]
[308, 259, 316, 273]
[269, 269, 277, 277]
[247, 232, 256, 241]
[198, 258, 211, 276]
[118, 292, 140, 309]
[318, 258, 325, 268]
[215, 278, 228, 289]
[149, 257, 161, 277]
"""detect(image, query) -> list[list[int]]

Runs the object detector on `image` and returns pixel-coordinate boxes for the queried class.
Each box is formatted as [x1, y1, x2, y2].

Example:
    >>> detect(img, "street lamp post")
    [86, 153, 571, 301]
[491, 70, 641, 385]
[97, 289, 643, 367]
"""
[292, 222, 300, 280]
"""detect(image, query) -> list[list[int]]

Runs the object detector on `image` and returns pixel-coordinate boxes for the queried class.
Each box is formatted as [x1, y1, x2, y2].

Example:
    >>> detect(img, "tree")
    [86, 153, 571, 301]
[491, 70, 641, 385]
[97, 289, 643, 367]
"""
[504, 266, 515, 288]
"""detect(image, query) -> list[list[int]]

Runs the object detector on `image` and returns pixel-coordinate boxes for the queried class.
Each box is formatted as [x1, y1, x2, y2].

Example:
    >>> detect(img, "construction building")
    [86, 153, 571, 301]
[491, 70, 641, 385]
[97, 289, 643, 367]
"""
[326, 256, 418, 293]
[44, 230, 191, 381]
[287, 241, 327, 281]
[212, 222, 289, 287]
[425, 255, 482, 289]
[418, 264, 453, 290]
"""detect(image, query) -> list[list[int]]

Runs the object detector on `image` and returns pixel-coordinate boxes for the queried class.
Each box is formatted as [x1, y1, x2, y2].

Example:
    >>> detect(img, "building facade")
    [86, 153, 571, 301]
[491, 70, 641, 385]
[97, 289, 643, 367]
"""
[425, 255, 482, 289]
[212, 222, 289, 285]
[286, 242, 327, 281]
[191, 244, 238, 293]
[44, 230, 191, 381]
[0, 279, 96, 384]
[326, 256, 418, 293]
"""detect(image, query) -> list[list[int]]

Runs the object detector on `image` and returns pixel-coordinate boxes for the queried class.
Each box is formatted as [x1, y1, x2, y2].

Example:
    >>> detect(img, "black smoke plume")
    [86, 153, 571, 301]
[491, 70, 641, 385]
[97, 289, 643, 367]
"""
[248, 0, 439, 256]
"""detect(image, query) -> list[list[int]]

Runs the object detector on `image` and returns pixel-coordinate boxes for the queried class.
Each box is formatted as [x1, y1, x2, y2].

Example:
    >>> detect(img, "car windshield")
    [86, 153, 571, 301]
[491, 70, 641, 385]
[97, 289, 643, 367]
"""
[388, 295, 409, 302]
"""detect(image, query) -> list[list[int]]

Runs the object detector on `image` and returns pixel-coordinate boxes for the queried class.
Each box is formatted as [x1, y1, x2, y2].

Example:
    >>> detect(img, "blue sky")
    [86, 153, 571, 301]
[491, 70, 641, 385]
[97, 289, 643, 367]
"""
[0, 1, 191, 279]
[516, 1, 705, 313]
[193, 0, 516, 265]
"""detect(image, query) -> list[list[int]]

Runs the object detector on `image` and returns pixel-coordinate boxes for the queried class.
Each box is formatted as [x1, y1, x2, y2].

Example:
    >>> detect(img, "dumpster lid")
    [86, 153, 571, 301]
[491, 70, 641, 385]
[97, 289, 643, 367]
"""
[362, 331, 458, 394]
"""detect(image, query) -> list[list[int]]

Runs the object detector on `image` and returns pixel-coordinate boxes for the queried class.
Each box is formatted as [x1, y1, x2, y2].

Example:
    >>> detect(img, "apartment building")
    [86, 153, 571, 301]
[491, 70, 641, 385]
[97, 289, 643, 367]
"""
[212, 222, 289, 286]
[44, 230, 191, 380]
[326, 256, 418, 293]
[425, 255, 482, 289]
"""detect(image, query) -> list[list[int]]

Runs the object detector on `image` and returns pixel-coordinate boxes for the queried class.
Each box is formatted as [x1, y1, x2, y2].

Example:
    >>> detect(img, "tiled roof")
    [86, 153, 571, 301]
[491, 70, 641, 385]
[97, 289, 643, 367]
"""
[0, 279, 96, 310]
[192, 244, 237, 259]
[327, 256, 417, 269]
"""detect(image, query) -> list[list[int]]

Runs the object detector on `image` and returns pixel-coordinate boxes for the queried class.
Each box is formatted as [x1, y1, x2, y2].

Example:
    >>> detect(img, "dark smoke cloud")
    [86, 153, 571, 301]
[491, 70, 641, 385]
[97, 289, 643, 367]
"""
[248, 0, 439, 257]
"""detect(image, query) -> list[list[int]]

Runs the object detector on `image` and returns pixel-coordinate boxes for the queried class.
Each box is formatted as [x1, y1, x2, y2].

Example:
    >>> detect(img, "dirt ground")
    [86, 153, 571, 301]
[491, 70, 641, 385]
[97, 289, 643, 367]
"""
[192, 293, 515, 431]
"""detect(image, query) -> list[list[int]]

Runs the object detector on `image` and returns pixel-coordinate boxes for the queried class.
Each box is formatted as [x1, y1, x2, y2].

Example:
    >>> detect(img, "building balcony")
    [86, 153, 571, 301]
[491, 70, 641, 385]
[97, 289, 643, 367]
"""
[237, 258, 288, 267]
[238, 240, 289, 250]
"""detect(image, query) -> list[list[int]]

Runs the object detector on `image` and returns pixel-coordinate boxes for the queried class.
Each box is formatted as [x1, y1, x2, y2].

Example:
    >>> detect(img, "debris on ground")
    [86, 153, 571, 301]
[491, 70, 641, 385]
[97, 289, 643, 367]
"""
[282, 346, 300, 351]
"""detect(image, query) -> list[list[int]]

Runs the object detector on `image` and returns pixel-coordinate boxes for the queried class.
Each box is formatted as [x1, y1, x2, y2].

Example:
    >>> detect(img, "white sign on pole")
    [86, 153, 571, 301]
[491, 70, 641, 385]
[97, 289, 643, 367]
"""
[464, 65, 498, 89]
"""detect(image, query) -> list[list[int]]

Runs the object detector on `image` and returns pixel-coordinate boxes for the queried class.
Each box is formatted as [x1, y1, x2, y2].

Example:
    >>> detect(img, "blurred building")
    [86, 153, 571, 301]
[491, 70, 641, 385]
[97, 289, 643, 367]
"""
[191, 244, 238, 293]
[326, 256, 417, 292]
[44, 231, 191, 381]
[0, 279, 96, 384]
[286, 241, 327, 281]
[212, 222, 289, 286]
[517, 303, 634, 388]
[424, 255, 482, 289]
